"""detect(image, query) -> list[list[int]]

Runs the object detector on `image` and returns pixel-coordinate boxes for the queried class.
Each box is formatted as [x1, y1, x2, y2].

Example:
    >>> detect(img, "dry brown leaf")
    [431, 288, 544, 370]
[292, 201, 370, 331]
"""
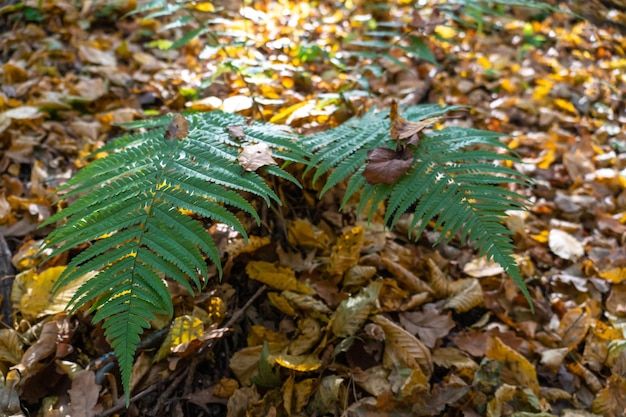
[288, 317, 322, 356]
[287, 219, 330, 250]
[432, 347, 478, 370]
[559, 305, 590, 351]
[331, 280, 382, 338]
[371, 314, 433, 378]
[229, 343, 286, 386]
[486, 336, 539, 395]
[383, 256, 433, 294]
[0, 329, 23, 365]
[362, 146, 414, 185]
[352, 366, 392, 397]
[238, 143, 277, 172]
[165, 114, 189, 140]
[444, 278, 483, 313]
[68, 370, 103, 417]
[399, 309, 455, 348]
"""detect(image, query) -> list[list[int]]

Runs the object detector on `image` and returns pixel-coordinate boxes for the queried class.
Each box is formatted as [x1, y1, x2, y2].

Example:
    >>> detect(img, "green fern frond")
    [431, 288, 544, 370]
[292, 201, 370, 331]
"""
[307, 105, 533, 309]
[42, 111, 306, 405]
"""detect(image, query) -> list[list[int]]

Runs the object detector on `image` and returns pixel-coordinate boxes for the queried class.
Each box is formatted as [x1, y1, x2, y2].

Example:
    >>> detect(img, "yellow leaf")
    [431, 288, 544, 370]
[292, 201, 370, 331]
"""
[287, 219, 330, 250]
[191, 2, 214, 12]
[486, 336, 539, 395]
[13, 266, 91, 319]
[553, 98, 577, 114]
[598, 267, 626, 284]
[434, 25, 456, 40]
[275, 353, 322, 372]
[225, 236, 271, 258]
[328, 226, 364, 276]
[269, 101, 311, 124]
[267, 292, 298, 317]
[537, 148, 556, 169]
[246, 261, 314, 294]
[154, 315, 204, 362]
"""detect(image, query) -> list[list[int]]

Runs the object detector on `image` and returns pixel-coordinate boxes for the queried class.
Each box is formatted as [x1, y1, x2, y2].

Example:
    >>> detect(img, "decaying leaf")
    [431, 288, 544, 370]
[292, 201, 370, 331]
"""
[444, 278, 484, 313]
[238, 143, 277, 172]
[548, 228, 584, 261]
[559, 305, 590, 352]
[399, 309, 455, 349]
[371, 314, 433, 379]
[165, 114, 189, 140]
[389, 100, 442, 146]
[362, 146, 414, 185]
[486, 336, 539, 395]
[246, 261, 314, 294]
[332, 280, 382, 338]
[328, 226, 364, 276]
[287, 219, 330, 250]
[0, 329, 23, 365]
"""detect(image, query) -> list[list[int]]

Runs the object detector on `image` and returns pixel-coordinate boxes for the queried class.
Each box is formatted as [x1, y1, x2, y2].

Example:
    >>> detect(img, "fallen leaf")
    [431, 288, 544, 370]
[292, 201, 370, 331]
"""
[486, 335, 539, 395]
[362, 146, 414, 185]
[238, 143, 277, 171]
[399, 309, 455, 348]
[549, 229, 584, 261]
[165, 114, 189, 140]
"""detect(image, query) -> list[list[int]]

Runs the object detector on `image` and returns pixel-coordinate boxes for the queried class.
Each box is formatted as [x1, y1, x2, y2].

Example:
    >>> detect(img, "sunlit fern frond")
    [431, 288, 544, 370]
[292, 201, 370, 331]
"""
[306, 105, 533, 307]
[42, 111, 307, 404]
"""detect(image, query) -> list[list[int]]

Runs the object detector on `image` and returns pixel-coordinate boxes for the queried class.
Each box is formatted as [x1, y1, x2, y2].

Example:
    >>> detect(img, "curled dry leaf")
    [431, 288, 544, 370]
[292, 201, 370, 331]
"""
[389, 100, 444, 146]
[370, 314, 433, 379]
[444, 278, 483, 313]
[165, 114, 189, 140]
[238, 143, 277, 172]
[362, 146, 414, 185]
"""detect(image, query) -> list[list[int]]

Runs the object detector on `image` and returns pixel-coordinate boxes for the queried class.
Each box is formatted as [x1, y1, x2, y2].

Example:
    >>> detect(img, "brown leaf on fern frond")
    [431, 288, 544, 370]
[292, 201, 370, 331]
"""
[363, 146, 414, 185]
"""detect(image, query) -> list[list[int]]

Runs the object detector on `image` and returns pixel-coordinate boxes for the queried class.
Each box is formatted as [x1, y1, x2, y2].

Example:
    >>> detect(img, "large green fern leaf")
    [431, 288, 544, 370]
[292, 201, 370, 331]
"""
[306, 105, 533, 308]
[42, 111, 306, 404]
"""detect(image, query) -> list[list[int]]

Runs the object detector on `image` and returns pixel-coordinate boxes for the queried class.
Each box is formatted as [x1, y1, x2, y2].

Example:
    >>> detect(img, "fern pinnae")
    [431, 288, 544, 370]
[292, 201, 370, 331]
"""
[136, 248, 196, 293]
[322, 149, 369, 196]
[341, 167, 368, 209]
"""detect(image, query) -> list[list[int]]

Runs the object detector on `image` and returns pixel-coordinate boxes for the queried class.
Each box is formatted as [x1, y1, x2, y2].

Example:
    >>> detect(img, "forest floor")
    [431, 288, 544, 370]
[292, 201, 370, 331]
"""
[1, 0, 626, 416]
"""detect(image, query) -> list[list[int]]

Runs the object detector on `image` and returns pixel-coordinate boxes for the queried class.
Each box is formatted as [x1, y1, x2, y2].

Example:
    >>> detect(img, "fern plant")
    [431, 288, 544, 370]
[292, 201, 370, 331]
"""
[305, 104, 532, 305]
[42, 111, 306, 405]
[43, 105, 531, 405]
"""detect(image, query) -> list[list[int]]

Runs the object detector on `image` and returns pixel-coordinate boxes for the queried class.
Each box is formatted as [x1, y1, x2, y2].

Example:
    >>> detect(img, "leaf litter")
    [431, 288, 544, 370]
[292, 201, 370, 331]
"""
[0, 0, 626, 416]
